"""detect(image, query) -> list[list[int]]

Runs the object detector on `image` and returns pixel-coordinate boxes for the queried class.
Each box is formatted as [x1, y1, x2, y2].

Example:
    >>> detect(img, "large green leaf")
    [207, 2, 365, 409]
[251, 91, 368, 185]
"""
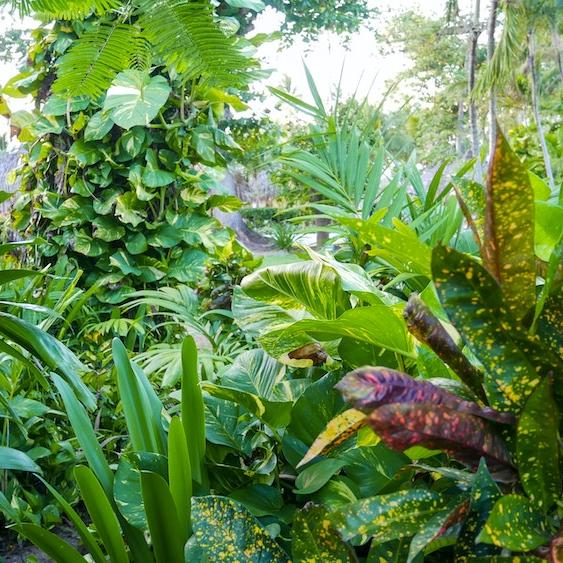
[0, 313, 96, 410]
[104, 70, 171, 129]
[516, 377, 560, 511]
[483, 130, 536, 321]
[114, 452, 168, 531]
[191, 496, 289, 561]
[202, 349, 292, 427]
[241, 261, 350, 320]
[168, 417, 192, 540]
[112, 338, 166, 455]
[181, 336, 206, 484]
[0, 446, 42, 473]
[140, 471, 184, 563]
[51, 374, 113, 496]
[431, 246, 542, 411]
[477, 495, 550, 552]
[455, 460, 502, 560]
[292, 504, 352, 561]
[330, 489, 450, 542]
[14, 524, 87, 563]
[288, 372, 345, 446]
[75, 465, 128, 563]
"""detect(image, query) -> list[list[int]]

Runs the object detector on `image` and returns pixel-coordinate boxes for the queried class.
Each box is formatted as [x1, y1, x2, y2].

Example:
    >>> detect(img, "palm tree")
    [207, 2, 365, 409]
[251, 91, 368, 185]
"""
[480, 0, 559, 190]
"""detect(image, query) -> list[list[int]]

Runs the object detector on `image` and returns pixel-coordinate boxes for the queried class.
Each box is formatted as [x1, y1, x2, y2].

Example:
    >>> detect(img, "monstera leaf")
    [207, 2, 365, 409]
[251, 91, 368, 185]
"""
[104, 71, 171, 129]
[336, 368, 514, 424]
[367, 403, 515, 480]
[190, 496, 289, 561]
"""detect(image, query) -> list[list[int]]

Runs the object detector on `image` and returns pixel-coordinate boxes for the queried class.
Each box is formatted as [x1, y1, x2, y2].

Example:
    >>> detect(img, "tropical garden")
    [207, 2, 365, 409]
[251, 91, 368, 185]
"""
[0, 0, 561, 561]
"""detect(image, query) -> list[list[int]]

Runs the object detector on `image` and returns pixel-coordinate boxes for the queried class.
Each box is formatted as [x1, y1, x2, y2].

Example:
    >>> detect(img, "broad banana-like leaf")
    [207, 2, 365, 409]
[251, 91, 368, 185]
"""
[336, 368, 514, 424]
[241, 260, 350, 320]
[367, 403, 515, 480]
[484, 130, 535, 321]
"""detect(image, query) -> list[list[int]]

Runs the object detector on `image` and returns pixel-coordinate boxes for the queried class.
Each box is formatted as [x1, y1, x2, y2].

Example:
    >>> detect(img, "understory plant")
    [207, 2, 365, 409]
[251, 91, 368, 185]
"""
[296, 130, 562, 560]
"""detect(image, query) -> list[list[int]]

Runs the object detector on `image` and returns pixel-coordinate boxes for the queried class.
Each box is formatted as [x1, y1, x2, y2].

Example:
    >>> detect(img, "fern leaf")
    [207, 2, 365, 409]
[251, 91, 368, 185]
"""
[31, 0, 120, 19]
[139, 0, 254, 84]
[52, 22, 138, 99]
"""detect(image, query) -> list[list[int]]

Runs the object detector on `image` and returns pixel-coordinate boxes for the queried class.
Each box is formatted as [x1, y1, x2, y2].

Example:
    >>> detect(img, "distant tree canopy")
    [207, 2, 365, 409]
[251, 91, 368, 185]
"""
[218, 0, 373, 39]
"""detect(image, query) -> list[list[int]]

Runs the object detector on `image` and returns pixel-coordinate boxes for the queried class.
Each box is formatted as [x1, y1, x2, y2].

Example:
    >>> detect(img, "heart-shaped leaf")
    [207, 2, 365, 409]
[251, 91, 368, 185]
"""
[104, 70, 171, 129]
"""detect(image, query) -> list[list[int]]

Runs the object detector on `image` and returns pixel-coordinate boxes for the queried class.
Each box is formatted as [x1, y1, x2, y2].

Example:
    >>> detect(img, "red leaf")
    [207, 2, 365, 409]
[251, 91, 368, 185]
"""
[335, 367, 515, 424]
[369, 403, 516, 482]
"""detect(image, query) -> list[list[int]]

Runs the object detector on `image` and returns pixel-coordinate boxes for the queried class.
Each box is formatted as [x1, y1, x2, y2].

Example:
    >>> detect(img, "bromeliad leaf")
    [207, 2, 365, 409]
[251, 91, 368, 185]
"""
[516, 377, 560, 511]
[292, 504, 353, 562]
[191, 496, 290, 562]
[298, 408, 367, 468]
[367, 403, 515, 480]
[329, 489, 450, 543]
[477, 494, 550, 552]
[336, 368, 514, 424]
[483, 130, 536, 321]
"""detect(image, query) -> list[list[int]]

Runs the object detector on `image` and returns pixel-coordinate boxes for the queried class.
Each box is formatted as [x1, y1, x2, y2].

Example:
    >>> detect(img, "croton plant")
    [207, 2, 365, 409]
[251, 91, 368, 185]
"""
[300, 131, 562, 561]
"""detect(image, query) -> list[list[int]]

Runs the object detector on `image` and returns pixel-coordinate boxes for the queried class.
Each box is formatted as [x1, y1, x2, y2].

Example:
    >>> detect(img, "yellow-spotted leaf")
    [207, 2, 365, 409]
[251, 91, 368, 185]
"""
[291, 505, 354, 562]
[516, 377, 560, 511]
[483, 130, 536, 321]
[477, 495, 550, 552]
[329, 489, 450, 543]
[297, 409, 367, 468]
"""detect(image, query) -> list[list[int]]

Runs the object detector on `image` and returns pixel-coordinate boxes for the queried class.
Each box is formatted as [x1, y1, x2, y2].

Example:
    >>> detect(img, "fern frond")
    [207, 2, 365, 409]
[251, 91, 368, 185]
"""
[31, 0, 121, 19]
[139, 0, 253, 84]
[52, 22, 138, 98]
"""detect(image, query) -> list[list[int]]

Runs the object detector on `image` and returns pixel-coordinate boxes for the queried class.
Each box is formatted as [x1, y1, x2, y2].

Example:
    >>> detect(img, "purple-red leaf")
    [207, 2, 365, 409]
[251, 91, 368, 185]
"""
[368, 403, 516, 481]
[335, 367, 515, 424]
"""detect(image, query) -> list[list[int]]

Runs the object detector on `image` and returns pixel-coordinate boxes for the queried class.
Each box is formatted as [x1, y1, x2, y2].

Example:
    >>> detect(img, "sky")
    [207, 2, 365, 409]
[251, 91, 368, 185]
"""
[0, 0, 474, 137]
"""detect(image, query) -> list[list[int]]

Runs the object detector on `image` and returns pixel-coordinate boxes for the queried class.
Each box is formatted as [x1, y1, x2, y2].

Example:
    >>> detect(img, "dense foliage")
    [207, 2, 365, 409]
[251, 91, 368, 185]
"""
[0, 0, 561, 562]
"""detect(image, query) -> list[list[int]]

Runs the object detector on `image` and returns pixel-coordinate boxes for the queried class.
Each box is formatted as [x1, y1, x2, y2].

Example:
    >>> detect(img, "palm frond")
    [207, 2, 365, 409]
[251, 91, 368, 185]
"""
[52, 22, 138, 98]
[476, 0, 527, 94]
[139, 0, 253, 84]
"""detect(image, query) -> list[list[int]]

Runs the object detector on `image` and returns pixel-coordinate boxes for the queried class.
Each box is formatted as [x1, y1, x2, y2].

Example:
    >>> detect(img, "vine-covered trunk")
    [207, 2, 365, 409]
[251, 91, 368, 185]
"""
[528, 31, 556, 191]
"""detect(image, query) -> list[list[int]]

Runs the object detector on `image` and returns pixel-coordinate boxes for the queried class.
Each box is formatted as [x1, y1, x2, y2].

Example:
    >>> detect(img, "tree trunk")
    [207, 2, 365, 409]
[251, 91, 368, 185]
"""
[486, 0, 499, 154]
[456, 99, 465, 158]
[528, 31, 556, 192]
[467, 0, 482, 181]
[551, 26, 563, 84]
